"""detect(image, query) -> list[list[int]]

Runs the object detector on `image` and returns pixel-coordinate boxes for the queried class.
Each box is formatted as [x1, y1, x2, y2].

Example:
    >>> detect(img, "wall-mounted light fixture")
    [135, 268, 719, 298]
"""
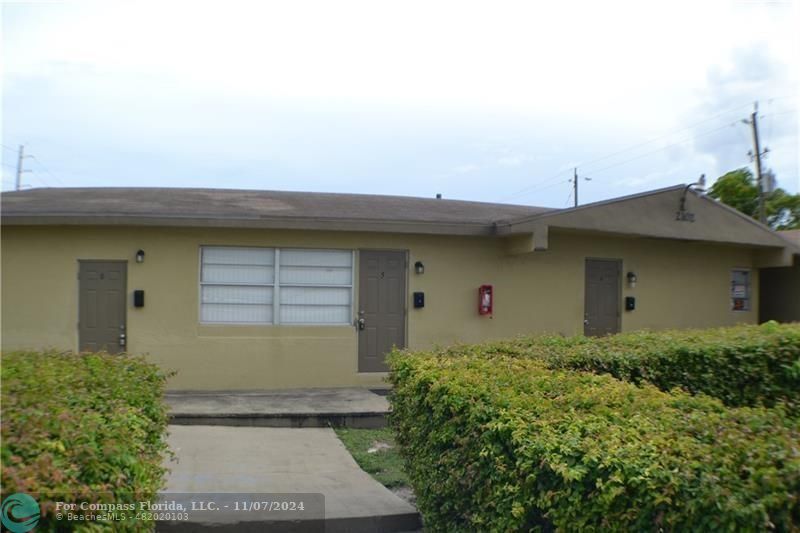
[414, 261, 425, 275]
[136, 250, 145, 264]
[627, 271, 638, 289]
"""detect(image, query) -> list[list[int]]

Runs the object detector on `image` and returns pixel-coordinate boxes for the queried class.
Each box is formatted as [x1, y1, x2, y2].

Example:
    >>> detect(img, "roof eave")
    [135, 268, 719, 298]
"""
[0, 214, 498, 236]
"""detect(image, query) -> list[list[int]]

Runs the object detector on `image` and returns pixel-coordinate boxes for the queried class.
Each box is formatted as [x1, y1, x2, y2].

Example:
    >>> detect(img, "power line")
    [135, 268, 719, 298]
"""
[500, 96, 790, 203]
[533, 178, 572, 196]
[28, 154, 66, 186]
[572, 101, 755, 172]
[499, 168, 572, 201]
[761, 109, 798, 118]
[582, 122, 735, 178]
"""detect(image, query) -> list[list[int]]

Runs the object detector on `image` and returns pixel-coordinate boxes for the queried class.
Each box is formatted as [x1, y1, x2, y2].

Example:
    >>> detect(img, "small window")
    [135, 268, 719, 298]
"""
[731, 269, 751, 311]
[200, 246, 353, 325]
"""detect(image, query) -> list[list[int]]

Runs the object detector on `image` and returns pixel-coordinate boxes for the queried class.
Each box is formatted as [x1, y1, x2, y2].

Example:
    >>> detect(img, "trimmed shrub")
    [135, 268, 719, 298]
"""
[389, 350, 800, 532]
[1, 350, 171, 531]
[453, 322, 800, 410]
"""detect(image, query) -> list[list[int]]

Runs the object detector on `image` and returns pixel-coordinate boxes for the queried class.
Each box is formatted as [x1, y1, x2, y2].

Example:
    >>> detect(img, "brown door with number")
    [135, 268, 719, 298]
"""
[584, 258, 621, 337]
[358, 250, 406, 372]
[79, 261, 127, 353]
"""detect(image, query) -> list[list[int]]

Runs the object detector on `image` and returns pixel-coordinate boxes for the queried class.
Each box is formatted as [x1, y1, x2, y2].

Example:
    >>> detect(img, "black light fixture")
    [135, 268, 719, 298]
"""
[136, 249, 145, 263]
[627, 271, 637, 288]
[414, 261, 425, 275]
[677, 174, 706, 222]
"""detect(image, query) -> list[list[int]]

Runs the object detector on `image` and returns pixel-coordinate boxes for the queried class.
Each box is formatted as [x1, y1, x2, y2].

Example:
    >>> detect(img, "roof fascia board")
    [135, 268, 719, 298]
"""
[696, 192, 800, 254]
[0, 214, 496, 236]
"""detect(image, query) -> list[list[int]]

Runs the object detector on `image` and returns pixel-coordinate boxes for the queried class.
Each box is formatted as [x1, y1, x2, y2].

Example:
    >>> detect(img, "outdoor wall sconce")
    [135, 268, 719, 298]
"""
[414, 261, 425, 274]
[627, 271, 638, 289]
[136, 250, 145, 263]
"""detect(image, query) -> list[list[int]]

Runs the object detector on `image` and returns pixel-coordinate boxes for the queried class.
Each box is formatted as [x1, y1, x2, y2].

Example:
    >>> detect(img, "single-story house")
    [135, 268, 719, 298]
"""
[759, 229, 800, 323]
[2, 185, 798, 390]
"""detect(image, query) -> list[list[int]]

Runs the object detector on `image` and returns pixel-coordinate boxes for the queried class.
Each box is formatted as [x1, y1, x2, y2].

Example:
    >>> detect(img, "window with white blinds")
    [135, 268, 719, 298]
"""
[200, 247, 353, 325]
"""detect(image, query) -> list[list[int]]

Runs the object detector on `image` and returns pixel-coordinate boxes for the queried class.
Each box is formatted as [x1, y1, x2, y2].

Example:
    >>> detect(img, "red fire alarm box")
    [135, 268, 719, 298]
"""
[478, 285, 493, 315]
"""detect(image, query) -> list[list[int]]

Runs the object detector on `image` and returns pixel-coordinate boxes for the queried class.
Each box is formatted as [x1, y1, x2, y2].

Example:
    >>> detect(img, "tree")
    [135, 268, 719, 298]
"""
[708, 168, 800, 230]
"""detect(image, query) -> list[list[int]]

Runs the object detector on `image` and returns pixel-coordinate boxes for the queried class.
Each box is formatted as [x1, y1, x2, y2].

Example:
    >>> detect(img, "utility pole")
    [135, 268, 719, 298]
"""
[573, 167, 578, 207]
[570, 167, 590, 207]
[743, 102, 768, 224]
[15, 145, 31, 191]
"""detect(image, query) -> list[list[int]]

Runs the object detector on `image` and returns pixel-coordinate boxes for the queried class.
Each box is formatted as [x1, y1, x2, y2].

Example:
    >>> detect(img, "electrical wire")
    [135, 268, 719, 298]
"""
[564, 189, 574, 208]
[572, 102, 755, 173]
[499, 169, 572, 201]
[581, 122, 737, 178]
[500, 96, 791, 202]
[28, 155, 66, 187]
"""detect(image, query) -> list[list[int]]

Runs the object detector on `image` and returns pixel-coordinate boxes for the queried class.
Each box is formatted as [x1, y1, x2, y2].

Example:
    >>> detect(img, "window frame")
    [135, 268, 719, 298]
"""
[730, 268, 752, 312]
[198, 245, 355, 326]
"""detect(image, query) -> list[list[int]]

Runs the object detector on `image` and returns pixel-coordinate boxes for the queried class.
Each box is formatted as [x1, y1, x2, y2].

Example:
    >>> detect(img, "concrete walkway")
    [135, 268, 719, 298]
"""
[160, 425, 420, 532]
[166, 388, 390, 428]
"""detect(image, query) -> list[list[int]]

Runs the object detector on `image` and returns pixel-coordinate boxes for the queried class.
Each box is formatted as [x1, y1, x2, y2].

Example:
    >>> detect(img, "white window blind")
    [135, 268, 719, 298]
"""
[200, 247, 353, 325]
[200, 247, 274, 323]
[279, 249, 353, 324]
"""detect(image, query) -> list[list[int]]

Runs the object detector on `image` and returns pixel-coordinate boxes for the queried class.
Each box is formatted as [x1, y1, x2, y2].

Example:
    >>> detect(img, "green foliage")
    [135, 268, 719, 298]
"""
[498, 322, 800, 412]
[335, 428, 410, 489]
[388, 325, 800, 532]
[709, 168, 760, 217]
[710, 167, 800, 229]
[1, 351, 171, 532]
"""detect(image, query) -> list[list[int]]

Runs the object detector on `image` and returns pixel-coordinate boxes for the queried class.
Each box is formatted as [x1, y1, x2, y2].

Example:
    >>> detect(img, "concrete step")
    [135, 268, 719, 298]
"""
[166, 388, 391, 428]
[159, 425, 421, 533]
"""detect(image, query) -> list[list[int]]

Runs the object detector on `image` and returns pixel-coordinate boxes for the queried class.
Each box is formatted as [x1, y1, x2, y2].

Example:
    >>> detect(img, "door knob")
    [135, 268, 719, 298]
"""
[583, 319, 589, 325]
[357, 318, 366, 330]
[119, 333, 127, 347]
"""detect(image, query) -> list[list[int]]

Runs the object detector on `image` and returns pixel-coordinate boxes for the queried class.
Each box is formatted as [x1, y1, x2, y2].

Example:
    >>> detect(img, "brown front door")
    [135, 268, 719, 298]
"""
[584, 258, 621, 337]
[79, 261, 127, 353]
[358, 250, 406, 372]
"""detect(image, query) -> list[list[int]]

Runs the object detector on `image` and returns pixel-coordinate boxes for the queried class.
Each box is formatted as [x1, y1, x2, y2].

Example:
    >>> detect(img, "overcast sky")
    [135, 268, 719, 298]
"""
[2, 0, 798, 207]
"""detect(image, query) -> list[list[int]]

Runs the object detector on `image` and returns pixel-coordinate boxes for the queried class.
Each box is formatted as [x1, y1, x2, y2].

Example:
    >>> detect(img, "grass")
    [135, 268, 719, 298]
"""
[334, 427, 409, 489]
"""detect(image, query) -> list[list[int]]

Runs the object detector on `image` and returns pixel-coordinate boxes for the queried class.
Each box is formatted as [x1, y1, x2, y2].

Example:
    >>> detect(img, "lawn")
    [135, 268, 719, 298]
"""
[334, 427, 409, 489]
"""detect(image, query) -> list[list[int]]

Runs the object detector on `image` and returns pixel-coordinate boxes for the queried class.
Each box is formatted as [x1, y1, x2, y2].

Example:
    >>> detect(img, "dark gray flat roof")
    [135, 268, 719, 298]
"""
[2, 187, 796, 252]
[0, 187, 552, 235]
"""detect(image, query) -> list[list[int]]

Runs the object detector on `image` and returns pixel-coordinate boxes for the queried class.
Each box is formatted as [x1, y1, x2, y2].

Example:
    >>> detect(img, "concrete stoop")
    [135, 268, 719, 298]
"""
[159, 422, 421, 532]
[166, 388, 391, 428]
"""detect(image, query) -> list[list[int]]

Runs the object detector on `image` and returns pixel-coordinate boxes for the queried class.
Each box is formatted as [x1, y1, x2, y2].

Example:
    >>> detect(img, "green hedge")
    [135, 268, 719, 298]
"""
[389, 350, 800, 531]
[1, 351, 171, 531]
[454, 322, 800, 411]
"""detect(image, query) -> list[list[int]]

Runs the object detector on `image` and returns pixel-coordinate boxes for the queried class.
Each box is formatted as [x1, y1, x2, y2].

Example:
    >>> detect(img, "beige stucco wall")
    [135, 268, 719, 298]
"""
[1, 225, 759, 389]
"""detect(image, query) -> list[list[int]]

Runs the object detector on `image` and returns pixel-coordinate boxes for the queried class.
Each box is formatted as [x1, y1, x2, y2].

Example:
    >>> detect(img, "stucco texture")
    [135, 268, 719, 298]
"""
[1, 225, 758, 389]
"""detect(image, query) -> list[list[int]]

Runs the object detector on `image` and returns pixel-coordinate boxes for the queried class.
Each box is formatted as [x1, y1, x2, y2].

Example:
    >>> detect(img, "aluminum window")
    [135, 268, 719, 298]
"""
[200, 246, 353, 325]
[731, 269, 751, 312]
